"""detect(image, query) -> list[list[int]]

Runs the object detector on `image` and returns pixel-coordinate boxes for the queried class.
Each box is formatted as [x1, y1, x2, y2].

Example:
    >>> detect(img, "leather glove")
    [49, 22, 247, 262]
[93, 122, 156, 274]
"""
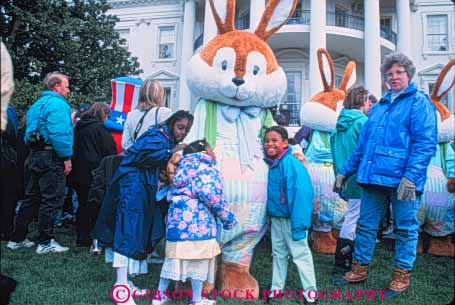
[333, 174, 347, 194]
[397, 177, 416, 201]
[447, 178, 455, 194]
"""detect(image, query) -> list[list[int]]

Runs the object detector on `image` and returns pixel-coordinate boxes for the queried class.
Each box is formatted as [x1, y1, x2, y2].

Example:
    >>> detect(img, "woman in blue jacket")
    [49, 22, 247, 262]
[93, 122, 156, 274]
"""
[93, 110, 193, 305]
[334, 53, 437, 297]
[264, 126, 317, 304]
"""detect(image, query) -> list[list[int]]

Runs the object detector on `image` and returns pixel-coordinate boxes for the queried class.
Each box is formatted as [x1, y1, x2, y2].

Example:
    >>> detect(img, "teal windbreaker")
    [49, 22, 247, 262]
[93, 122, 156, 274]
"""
[25, 91, 73, 158]
[265, 149, 314, 241]
[330, 109, 368, 199]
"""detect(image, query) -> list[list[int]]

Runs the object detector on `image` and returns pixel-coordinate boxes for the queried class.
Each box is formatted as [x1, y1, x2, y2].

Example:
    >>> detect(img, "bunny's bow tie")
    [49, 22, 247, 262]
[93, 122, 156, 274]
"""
[220, 105, 263, 171]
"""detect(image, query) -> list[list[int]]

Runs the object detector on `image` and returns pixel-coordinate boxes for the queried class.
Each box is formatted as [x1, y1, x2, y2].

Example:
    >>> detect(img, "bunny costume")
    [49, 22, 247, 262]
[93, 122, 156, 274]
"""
[418, 59, 455, 257]
[299, 49, 355, 253]
[183, 0, 298, 299]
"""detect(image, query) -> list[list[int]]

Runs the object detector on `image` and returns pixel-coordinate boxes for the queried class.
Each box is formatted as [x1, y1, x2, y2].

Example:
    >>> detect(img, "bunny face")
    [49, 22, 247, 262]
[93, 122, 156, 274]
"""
[300, 48, 356, 131]
[187, 31, 287, 107]
[186, 0, 298, 108]
[300, 90, 346, 132]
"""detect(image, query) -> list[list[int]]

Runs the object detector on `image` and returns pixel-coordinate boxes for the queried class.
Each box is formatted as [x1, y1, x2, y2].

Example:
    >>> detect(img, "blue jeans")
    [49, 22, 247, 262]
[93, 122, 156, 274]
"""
[353, 185, 421, 271]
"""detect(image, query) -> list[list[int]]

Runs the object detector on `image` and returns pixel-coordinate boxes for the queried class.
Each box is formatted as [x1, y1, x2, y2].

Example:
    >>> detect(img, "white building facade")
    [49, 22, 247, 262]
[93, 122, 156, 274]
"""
[108, 0, 455, 126]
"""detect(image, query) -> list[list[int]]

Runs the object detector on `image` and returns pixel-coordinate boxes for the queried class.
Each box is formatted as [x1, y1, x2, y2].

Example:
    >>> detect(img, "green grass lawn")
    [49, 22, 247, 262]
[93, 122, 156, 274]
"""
[1, 225, 453, 305]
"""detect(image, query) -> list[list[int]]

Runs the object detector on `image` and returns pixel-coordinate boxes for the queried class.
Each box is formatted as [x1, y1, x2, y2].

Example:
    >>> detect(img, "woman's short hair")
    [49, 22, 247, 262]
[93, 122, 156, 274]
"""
[166, 110, 194, 129]
[380, 52, 416, 81]
[265, 125, 289, 141]
[343, 86, 369, 110]
[82, 102, 111, 121]
[138, 79, 164, 111]
[183, 139, 210, 155]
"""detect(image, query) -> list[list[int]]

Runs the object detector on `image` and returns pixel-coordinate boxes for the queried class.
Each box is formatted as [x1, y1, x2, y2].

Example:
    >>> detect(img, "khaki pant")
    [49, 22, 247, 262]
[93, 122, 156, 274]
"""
[270, 217, 317, 301]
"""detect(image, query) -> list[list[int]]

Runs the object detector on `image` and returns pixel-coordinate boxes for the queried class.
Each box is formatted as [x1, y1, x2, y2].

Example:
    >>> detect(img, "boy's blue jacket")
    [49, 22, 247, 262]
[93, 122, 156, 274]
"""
[265, 149, 314, 241]
[340, 83, 437, 192]
[25, 91, 73, 158]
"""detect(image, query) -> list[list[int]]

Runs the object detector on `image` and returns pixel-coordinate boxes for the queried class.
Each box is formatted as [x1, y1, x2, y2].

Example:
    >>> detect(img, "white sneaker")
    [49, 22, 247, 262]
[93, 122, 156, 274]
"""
[36, 239, 69, 254]
[190, 298, 216, 305]
[7, 239, 35, 250]
[152, 294, 169, 305]
[90, 239, 102, 255]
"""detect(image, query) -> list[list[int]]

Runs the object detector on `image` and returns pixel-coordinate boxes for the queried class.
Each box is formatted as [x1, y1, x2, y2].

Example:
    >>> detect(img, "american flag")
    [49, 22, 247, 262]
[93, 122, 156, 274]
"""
[105, 76, 143, 132]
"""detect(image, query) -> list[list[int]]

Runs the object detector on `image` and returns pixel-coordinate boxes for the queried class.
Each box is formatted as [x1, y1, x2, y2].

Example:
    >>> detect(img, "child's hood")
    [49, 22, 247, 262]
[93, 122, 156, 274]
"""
[172, 152, 215, 188]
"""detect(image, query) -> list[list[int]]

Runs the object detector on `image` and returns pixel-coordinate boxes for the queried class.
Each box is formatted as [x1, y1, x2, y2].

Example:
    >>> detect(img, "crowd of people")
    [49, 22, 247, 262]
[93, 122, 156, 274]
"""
[1, 40, 452, 305]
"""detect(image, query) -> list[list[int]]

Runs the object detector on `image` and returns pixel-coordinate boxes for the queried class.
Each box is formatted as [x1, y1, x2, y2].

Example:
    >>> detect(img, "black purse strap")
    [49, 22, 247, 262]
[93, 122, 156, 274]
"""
[133, 108, 151, 141]
[133, 107, 161, 141]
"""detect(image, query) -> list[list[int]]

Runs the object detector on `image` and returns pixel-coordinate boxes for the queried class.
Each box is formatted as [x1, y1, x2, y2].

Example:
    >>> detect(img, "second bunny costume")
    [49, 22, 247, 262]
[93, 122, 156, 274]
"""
[299, 49, 356, 253]
[183, 0, 298, 299]
[418, 59, 455, 256]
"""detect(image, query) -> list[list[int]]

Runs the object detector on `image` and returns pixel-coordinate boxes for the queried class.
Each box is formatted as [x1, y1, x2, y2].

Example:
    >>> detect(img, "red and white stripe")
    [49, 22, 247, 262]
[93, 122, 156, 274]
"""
[111, 80, 141, 113]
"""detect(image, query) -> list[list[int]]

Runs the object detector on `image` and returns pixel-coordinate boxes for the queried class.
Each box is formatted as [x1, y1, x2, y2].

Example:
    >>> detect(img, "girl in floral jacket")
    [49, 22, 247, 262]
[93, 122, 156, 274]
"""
[154, 140, 237, 305]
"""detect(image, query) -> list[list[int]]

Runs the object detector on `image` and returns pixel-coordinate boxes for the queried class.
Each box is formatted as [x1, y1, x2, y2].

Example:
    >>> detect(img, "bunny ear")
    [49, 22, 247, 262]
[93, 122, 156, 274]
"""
[317, 48, 334, 91]
[254, 0, 298, 41]
[339, 61, 357, 92]
[209, 0, 236, 34]
[431, 59, 455, 102]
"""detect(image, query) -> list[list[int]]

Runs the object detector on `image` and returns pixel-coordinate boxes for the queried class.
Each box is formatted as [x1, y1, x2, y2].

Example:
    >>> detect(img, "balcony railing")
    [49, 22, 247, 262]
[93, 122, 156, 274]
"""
[287, 10, 397, 44]
[380, 26, 397, 45]
[326, 12, 364, 31]
[195, 11, 397, 48]
[193, 33, 203, 51]
[287, 9, 311, 25]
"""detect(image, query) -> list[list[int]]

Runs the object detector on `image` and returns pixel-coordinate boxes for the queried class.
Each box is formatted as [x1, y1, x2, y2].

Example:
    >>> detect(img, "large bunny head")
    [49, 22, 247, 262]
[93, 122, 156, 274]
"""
[430, 59, 455, 143]
[300, 48, 356, 132]
[186, 0, 297, 108]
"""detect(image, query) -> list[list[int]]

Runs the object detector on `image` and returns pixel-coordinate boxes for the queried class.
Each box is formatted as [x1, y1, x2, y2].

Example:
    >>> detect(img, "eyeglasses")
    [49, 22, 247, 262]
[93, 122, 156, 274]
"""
[386, 70, 407, 78]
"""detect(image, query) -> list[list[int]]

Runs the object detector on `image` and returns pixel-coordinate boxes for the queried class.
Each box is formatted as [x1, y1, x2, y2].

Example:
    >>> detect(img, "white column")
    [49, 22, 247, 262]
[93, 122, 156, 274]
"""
[178, 0, 196, 111]
[309, 0, 326, 95]
[396, 0, 411, 54]
[250, 0, 266, 30]
[364, 0, 381, 98]
[203, 0, 217, 44]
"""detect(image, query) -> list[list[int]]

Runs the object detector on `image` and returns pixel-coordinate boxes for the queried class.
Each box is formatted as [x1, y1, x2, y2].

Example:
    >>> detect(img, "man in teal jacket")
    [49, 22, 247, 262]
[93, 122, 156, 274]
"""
[8, 72, 73, 254]
[330, 86, 371, 276]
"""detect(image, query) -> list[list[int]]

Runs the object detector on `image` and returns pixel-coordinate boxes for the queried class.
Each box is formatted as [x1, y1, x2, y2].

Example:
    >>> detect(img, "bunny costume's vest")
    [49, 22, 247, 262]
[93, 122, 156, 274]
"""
[185, 99, 272, 265]
[304, 130, 347, 230]
[419, 142, 455, 236]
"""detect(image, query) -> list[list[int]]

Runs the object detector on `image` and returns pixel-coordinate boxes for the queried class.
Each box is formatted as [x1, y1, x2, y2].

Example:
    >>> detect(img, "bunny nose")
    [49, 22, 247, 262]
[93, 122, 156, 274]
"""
[232, 77, 245, 87]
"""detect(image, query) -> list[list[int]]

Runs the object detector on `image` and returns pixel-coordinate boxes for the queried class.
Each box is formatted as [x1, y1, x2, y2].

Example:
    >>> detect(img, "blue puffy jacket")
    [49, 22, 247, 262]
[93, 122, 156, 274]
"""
[24, 91, 73, 158]
[93, 126, 174, 259]
[340, 83, 437, 193]
[266, 149, 314, 241]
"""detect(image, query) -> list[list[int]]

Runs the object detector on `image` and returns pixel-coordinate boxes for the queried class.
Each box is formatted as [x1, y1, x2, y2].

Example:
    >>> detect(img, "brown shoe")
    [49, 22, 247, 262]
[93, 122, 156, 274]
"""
[342, 261, 368, 283]
[221, 262, 259, 300]
[312, 231, 337, 254]
[427, 236, 455, 257]
[388, 267, 410, 292]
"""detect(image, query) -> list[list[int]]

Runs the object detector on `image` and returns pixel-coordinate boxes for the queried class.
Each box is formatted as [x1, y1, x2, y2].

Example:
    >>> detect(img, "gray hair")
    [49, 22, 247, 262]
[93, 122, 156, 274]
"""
[43, 72, 68, 90]
[381, 52, 415, 81]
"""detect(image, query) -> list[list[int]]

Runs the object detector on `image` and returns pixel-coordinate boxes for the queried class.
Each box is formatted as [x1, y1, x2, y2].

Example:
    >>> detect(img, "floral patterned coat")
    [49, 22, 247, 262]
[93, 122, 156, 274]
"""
[166, 152, 237, 242]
